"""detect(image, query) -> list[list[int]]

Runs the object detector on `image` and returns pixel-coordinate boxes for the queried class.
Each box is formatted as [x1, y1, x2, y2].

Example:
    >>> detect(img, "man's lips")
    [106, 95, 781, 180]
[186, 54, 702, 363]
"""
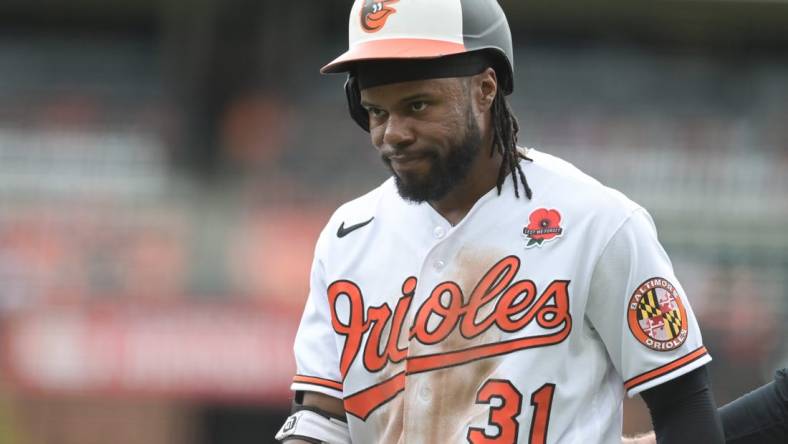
[388, 153, 422, 162]
[385, 152, 431, 169]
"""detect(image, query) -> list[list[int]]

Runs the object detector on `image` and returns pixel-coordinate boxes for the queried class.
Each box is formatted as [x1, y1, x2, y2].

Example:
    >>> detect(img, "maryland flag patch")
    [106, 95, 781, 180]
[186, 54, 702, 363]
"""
[627, 277, 689, 352]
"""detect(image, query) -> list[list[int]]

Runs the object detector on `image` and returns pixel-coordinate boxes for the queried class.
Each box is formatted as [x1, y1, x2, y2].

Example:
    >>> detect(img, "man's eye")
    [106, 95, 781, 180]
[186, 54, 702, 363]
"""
[367, 107, 386, 118]
[411, 101, 427, 112]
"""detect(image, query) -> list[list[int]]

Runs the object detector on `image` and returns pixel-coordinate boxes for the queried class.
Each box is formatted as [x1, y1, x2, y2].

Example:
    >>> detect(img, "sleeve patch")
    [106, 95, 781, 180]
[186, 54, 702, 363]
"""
[627, 277, 689, 352]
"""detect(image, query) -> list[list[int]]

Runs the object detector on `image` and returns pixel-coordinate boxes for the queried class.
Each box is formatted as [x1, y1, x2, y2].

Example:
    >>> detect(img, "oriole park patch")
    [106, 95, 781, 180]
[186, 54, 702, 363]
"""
[627, 277, 688, 352]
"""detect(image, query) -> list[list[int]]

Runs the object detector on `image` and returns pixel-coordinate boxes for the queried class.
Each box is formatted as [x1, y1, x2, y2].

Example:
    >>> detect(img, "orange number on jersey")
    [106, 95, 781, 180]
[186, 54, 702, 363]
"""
[467, 380, 556, 444]
[528, 383, 556, 444]
[467, 379, 523, 443]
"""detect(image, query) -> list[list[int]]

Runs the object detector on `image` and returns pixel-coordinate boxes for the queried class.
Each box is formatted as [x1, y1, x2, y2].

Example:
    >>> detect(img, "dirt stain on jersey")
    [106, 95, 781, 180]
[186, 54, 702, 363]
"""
[371, 249, 514, 443]
[413, 248, 507, 442]
[369, 357, 405, 443]
[375, 391, 405, 444]
[426, 357, 500, 442]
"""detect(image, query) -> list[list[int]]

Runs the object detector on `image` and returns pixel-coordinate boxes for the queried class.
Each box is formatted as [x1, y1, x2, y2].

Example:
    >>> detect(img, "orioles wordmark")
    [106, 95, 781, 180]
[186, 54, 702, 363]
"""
[327, 255, 573, 419]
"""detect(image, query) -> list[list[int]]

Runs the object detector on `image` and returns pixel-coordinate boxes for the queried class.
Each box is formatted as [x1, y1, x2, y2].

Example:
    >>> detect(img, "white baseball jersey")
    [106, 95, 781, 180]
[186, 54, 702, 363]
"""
[289, 149, 711, 443]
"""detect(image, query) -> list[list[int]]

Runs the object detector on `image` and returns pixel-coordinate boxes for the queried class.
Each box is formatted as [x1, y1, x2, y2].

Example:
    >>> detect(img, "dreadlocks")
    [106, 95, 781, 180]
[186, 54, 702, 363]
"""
[490, 89, 533, 200]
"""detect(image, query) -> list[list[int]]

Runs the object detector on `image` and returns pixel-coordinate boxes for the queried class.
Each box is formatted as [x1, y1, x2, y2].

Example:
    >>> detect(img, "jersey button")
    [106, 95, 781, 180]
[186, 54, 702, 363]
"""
[419, 386, 432, 401]
[434, 260, 446, 270]
[433, 226, 445, 239]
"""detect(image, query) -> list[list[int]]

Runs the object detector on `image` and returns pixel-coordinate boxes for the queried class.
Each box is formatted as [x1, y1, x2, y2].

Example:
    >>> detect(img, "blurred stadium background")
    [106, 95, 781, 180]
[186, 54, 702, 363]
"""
[0, 0, 786, 442]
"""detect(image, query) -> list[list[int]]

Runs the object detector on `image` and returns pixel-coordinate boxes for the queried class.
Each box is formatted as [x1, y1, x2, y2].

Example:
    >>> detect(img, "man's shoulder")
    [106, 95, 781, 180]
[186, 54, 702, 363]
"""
[313, 177, 397, 247]
[330, 177, 397, 222]
[526, 148, 642, 217]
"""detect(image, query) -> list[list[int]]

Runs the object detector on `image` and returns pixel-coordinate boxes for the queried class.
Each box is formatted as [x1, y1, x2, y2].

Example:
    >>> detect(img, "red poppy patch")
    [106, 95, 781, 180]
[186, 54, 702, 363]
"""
[627, 277, 689, 352]
[523, 208, 564, 248]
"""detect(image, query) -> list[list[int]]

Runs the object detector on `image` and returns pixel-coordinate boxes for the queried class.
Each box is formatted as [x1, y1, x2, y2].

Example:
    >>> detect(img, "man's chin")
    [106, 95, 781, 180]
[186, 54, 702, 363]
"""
[390, 156, 432, 177]
[393, 174, 450, 203]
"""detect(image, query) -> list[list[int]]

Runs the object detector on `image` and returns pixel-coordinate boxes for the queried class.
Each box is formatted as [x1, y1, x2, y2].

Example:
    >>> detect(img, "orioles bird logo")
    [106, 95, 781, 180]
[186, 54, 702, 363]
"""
[360, 0, 399, 33]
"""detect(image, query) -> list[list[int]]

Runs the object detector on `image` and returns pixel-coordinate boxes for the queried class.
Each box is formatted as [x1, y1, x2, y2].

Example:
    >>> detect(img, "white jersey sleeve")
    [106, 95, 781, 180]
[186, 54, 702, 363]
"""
[289, 229, 344, 399]
[586, 208, 711, 398]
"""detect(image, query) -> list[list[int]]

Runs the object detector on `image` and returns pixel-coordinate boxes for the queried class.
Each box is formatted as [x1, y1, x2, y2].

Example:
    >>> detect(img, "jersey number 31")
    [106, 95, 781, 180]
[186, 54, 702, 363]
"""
[467, 380, 556, 444]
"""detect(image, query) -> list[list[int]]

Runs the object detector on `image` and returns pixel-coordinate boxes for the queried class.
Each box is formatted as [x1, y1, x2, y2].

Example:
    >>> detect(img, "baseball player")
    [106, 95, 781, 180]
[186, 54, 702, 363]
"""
[276, 1, 724, 443]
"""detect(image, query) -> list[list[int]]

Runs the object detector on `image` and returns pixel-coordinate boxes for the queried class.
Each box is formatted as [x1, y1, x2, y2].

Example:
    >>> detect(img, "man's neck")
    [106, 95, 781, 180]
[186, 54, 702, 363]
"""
[429, 149, 503, 226]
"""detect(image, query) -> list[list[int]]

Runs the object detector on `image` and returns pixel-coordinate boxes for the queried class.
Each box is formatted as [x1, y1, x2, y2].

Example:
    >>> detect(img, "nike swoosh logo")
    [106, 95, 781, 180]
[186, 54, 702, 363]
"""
[337, 217, 374, 238]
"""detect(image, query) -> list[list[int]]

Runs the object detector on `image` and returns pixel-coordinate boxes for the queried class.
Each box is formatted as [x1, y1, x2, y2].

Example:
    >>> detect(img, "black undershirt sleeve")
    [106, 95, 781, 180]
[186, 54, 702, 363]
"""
[640, 366, 725, 444]
[718, 368, 788, 444]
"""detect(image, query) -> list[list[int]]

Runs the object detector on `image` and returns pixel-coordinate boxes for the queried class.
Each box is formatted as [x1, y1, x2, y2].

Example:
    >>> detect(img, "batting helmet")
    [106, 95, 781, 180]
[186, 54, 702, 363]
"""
[322, 0, 515, 131]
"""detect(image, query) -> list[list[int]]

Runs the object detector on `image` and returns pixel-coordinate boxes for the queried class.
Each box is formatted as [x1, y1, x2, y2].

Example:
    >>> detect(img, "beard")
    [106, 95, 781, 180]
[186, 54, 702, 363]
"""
[384, 112, 482, 203]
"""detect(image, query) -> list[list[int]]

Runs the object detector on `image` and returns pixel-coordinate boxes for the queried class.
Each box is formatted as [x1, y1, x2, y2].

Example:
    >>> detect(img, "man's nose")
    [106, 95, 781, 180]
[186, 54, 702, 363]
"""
[382, 114, 415, 149]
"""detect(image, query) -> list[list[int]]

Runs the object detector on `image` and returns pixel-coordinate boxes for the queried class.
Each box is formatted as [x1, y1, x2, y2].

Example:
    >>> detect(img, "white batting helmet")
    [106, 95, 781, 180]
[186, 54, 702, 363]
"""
[322, 0, 515, 95]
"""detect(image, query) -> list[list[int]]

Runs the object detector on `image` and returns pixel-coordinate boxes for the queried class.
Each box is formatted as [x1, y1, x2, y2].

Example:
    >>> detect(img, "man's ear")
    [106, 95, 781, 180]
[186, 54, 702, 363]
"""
[474, 67, 498, 112]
